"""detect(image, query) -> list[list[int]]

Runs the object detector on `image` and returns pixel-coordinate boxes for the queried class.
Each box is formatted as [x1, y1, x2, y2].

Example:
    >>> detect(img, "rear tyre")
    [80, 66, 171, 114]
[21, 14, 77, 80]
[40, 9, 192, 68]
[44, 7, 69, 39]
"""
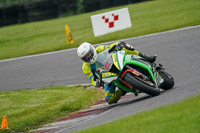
[159, 71, 174, 90]
[124, 73, 160, 96]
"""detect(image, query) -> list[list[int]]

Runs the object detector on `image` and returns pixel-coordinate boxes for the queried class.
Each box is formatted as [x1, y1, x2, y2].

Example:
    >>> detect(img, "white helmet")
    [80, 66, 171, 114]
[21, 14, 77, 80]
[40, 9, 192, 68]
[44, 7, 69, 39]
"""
[77, 42, 97, 64]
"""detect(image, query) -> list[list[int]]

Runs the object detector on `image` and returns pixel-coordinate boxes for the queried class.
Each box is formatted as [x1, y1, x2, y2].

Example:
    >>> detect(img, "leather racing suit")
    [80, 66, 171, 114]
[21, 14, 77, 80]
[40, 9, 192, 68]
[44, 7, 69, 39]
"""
[81, 41, 140, 104]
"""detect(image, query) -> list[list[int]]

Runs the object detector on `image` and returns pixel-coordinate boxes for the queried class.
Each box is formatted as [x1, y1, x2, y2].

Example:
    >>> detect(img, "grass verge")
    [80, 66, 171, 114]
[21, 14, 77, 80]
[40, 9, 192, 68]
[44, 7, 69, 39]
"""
[0, 0, 199, 60]
[77, 94, 200, 133]
[0, 86, 104, 133]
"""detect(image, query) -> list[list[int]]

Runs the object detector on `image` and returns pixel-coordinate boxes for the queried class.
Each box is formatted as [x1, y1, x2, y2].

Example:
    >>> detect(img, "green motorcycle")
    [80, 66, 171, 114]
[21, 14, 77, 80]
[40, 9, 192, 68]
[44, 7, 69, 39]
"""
[95, 47, 174, 96]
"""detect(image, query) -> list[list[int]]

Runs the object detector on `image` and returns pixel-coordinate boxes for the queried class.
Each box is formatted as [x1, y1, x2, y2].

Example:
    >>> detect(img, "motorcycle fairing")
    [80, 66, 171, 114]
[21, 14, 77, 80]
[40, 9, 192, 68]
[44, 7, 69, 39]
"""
[123, 54, 156, 82]
[102, 72, 117, 83]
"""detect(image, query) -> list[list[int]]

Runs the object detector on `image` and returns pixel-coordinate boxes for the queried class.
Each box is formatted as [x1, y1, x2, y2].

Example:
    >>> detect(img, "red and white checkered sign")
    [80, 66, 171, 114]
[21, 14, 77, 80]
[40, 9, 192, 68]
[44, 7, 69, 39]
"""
[91, 8, 132, 36]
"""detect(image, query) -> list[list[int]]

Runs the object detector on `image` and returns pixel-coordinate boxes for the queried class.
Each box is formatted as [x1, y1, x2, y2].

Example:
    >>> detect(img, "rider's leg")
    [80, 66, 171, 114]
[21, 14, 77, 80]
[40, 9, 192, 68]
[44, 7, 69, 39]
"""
[139, 52, 156, 63]
[104, 83, 123, 104]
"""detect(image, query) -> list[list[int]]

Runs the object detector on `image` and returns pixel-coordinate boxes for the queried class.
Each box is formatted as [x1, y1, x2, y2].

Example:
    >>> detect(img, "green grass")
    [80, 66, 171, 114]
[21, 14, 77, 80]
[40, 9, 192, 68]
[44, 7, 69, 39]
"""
[0, 0, 199, 60]
[0, 86, 104, 133]
[77, 94, 200, 133]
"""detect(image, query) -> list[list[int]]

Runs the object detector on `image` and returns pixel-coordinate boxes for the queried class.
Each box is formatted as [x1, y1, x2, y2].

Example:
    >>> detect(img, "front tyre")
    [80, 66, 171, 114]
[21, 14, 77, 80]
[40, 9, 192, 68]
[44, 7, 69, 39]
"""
[159, 71, 174, 90]
[124, 73, 160, 96]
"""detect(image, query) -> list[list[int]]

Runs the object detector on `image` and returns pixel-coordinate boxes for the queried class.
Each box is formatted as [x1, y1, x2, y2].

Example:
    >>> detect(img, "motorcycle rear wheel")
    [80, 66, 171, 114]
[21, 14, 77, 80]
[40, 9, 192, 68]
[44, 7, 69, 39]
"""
[124, 73, 160, 96]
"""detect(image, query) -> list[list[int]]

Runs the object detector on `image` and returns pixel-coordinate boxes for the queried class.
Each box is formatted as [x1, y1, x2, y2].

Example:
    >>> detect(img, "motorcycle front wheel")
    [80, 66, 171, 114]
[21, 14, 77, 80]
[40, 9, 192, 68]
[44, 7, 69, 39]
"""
[159, 71, 174, 90]
[124, 73, 160, 96]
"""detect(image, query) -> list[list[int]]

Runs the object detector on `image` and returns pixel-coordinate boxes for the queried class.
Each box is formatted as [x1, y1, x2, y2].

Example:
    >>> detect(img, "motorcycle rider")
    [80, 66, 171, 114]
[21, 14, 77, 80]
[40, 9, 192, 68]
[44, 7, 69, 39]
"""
[77, 41, 156, 104]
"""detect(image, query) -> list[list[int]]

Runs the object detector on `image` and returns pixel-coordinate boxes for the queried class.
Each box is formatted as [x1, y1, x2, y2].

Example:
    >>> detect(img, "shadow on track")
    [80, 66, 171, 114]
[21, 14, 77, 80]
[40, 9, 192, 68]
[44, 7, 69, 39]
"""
[114, 88, 175, 108]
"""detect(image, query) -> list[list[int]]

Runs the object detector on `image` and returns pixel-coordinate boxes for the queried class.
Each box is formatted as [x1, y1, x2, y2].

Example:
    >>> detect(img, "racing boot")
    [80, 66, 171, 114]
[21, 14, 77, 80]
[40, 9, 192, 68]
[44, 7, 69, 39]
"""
[139, 52, 157, 63]
[105, 89, 123, 104]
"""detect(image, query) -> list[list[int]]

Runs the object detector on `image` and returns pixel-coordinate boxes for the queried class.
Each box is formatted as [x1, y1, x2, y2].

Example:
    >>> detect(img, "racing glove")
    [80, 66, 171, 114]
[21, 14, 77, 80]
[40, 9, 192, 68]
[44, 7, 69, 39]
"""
[96, 79, 104, 87]
[116, 41, 125, 50]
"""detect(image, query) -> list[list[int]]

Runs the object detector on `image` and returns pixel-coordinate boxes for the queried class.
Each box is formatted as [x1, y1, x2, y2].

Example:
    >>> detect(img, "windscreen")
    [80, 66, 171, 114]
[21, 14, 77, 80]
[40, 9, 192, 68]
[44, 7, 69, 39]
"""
[95, 49, 113, 72]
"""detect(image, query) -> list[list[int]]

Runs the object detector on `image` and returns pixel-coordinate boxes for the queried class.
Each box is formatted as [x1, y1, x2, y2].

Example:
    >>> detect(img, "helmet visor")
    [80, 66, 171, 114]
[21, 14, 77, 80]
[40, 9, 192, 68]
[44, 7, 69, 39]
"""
[81, 46, 94, 63]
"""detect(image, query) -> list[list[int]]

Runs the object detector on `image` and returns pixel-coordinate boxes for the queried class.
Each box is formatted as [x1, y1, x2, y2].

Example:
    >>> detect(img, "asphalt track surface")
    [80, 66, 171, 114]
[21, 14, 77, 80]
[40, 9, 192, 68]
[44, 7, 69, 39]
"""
[1, 26, 200, 132]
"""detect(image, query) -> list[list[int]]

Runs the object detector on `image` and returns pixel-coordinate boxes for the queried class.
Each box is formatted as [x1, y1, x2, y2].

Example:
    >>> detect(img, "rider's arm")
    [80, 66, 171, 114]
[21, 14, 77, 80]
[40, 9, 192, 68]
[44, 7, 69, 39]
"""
[123, 45, 139, 55]
[82, 45, 106, 87]
[96, 45, 106, 53]
[82, 62, 96, 86]
[108, 41, 140, 55]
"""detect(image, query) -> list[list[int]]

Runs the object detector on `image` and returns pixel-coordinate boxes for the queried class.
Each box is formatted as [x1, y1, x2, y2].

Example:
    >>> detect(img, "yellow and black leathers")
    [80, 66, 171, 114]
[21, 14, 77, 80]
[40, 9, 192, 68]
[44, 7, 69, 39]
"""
[81, 41, 139, 104]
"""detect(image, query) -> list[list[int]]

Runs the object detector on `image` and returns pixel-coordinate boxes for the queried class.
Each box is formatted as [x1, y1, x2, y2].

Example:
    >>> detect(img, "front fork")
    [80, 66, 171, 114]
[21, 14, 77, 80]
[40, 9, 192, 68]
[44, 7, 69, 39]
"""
[155, 64, 165, 88]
